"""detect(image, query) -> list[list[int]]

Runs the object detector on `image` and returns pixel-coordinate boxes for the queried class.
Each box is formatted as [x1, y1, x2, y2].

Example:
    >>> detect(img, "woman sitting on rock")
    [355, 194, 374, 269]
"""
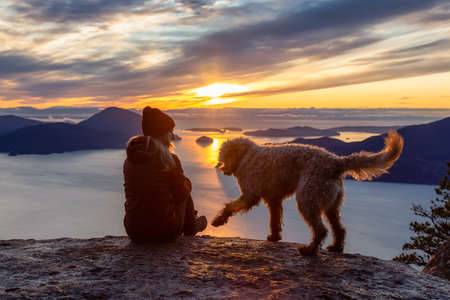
[123, 106, 207, 243]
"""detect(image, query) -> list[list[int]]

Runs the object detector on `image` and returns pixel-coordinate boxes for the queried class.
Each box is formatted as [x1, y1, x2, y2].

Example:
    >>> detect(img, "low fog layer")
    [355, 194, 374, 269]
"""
[1, 107, 449, 127]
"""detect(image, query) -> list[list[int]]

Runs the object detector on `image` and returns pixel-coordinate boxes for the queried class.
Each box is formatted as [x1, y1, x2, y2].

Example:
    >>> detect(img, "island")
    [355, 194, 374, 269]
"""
[186, 127, 243, 133]
[244, 126, 339, 137]
[222, 127, 243, 132]
[331, 125, 401, 133]
[196, 136, 213, 145]
[187, 128, 226, 133]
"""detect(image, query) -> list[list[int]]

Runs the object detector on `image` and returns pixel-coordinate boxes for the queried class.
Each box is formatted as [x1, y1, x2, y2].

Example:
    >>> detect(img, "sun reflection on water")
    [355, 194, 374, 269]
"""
[206, 138, 222, 166]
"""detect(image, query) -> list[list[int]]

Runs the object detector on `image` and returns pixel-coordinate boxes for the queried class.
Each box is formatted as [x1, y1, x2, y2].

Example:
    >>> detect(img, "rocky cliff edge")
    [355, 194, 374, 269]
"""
[0, 236, 448, 299]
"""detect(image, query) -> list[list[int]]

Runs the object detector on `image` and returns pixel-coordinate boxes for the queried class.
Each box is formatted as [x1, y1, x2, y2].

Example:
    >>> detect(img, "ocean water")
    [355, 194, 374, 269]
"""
[0, 132, 436, 261]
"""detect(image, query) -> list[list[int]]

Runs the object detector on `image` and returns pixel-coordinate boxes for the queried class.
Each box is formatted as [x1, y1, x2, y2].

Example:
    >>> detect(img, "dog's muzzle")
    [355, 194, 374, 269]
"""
[215, 162, 232, 175]
[223, 170, 232, 176]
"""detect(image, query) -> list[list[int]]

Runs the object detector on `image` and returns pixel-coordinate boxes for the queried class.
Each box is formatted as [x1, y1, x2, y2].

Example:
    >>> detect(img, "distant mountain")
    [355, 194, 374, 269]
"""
[223, 127, 242, 132]
[290, 117, 450, 185]
[331, 125, 401, 133]
[244, 125, 399, 137]
[187, 128, 226, 133]
[0, 122, 130, 155]
[1, 107, 448, 185]
[78, 107, 141, 137]
[0, 115, 42, 136]
[187, 127, 243, 133]
[244, 126, 338, 137]
[0, 107, 141, 155]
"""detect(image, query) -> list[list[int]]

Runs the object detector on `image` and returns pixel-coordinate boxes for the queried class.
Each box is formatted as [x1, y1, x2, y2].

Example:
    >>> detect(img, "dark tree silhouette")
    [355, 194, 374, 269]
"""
[393, 162, 450, 266]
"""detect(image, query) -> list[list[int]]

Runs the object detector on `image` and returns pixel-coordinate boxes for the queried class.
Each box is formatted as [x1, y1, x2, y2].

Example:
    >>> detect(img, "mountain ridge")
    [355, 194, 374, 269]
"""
[0, 108, 448, 184]
[0, 122, 129, 154]
[290, 117, 450, 184]
[0, 107, 140, 154]
[0, 115, 42, 136]
[78, 107, 141, 136]
[244, 126, 339, 137]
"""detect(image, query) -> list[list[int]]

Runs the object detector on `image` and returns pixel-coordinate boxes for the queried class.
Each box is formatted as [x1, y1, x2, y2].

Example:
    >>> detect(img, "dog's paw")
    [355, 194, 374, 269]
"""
[298, 244, 319, 257]
[267, 233, 281, 242]
[211, 215, 227, 227]
[326, 244, 344, 253]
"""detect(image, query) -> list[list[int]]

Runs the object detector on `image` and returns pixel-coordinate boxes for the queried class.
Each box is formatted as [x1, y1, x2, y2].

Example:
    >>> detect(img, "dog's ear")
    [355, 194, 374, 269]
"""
[226, 140, 248, 173]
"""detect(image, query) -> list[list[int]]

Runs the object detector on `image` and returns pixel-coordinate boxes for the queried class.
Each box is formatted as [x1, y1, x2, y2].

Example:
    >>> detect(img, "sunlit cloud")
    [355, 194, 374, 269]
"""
[0, 0, 449, 108]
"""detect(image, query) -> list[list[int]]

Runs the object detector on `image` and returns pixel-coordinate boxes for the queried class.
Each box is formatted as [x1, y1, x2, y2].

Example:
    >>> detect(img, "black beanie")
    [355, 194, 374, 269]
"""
[142, 106, 175, 138]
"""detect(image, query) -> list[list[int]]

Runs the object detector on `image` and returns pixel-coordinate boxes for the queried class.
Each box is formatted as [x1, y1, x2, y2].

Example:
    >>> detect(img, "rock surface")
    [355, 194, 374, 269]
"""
[423, 238, 450, 281]
[0, 236, 449, 299]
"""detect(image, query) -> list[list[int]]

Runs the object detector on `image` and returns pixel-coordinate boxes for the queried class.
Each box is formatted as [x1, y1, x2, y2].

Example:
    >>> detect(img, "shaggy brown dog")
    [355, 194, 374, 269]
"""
[212, 131, 403, 256]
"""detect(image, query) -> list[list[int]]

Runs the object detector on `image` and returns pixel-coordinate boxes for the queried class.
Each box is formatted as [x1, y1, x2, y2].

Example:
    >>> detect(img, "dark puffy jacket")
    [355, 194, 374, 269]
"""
[123, 136, 191, 242]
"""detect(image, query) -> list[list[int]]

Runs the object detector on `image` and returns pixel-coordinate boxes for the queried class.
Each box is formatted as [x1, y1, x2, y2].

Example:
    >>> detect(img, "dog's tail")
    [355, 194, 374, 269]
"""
[340, 131, 403, 181]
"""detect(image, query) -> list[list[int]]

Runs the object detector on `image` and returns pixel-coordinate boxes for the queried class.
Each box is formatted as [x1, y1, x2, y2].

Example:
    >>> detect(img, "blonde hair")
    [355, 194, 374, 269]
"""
[127, 132, 176, 171]
[151, 132, 176, 171]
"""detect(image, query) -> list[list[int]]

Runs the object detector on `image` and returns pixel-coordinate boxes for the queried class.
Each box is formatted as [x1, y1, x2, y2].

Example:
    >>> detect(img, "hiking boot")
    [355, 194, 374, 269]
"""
[194, 216, 207, 234]
[183, 215, 207, 236]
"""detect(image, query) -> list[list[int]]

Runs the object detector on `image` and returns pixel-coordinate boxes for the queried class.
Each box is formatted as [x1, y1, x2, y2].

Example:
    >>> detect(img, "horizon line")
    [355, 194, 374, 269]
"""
[1, 106, 450, 111]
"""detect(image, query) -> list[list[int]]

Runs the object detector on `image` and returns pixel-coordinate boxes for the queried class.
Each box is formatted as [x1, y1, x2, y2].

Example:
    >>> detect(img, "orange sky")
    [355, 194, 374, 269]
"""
[0, 0, 449, 109]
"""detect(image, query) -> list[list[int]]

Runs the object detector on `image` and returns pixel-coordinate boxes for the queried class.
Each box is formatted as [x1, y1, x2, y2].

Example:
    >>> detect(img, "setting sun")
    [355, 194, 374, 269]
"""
[194, 83, 248, 98]
[193, 83, 249, 105]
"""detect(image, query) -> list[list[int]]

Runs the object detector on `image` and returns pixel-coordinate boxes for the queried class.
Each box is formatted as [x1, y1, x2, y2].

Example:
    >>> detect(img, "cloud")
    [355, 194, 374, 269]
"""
[222, 58, 450, 98]
[3, 106, 450, 125]
[387, 39, 450, 56]
[179, 0, 212, 10]
[10, 0, 155, 23]
[1, 0, 449, 107]
[0, 52, 67, 76]
[353, 39, 450, 65]
[0, 106, 101, 121]
[420, 11, 450, 23]
[9, 0, 222, 24]
[158, 0, 448, 84]
[406, 1, 450, 24]
[0, 51, 132, 78]
[183, 0, 444, 56]
[166, 107, 450, 123]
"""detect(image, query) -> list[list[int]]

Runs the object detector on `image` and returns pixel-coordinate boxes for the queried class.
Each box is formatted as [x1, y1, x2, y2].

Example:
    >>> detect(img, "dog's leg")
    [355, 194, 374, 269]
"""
[212, 194, 260, 227]
[324, 206, 346, 253]
[267, 200, 283, 242]
[295, 178, 327, 256]
[297, 203, 328, 256]
[325, 192, 346, 253]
